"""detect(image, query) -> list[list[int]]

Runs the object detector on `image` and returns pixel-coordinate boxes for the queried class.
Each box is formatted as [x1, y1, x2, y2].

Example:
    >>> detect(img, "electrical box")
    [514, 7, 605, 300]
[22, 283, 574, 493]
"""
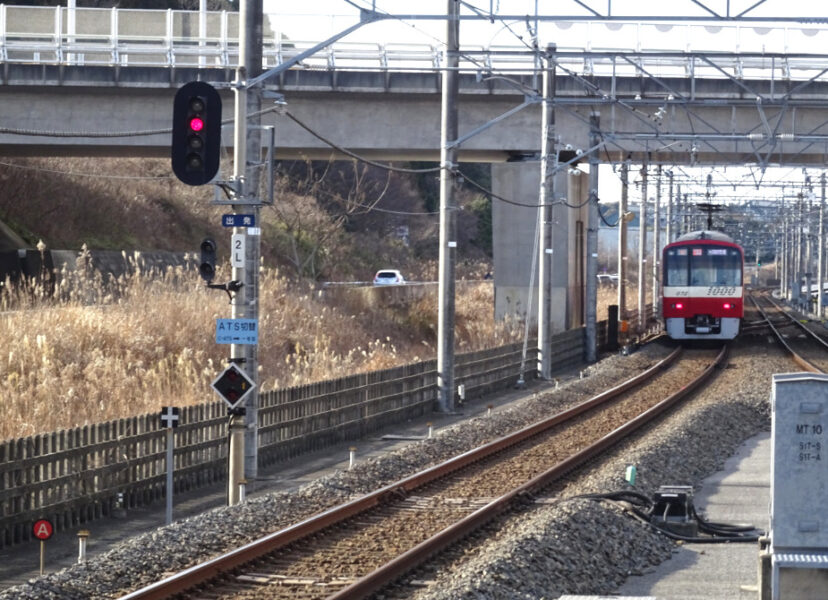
[769, 373, 828, 600]
[650, 485, 698, 538]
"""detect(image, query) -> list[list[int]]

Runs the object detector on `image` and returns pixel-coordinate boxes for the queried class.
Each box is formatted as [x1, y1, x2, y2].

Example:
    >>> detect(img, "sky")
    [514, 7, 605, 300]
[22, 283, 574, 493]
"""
[259, 1, 828, 213]
[262, 0, 828, 51]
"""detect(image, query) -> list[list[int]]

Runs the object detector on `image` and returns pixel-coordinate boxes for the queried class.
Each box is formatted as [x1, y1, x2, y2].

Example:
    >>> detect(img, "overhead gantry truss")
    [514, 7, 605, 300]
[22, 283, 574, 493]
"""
[496, 48, 828, 172]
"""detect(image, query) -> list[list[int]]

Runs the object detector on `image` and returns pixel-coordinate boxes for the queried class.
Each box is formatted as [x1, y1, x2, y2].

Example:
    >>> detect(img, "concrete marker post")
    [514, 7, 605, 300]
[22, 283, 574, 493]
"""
[77, 530, 89, 563]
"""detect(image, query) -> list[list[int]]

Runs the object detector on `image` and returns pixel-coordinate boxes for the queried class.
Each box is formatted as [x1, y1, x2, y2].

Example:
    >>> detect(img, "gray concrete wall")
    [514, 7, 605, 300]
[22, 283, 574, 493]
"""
[492, 162, 570, 332]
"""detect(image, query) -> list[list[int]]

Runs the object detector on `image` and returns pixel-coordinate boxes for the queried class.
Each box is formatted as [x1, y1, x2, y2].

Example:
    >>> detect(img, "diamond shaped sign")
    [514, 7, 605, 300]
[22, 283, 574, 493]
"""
[211, 364, 255, 410]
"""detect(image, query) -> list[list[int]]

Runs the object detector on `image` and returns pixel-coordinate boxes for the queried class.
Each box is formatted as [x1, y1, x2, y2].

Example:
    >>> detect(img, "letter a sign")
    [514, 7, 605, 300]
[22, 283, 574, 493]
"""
[33, 519, 53, 540]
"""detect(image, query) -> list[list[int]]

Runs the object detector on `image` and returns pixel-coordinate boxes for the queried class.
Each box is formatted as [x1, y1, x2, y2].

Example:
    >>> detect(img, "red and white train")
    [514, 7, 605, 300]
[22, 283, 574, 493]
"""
[661, 230, 744, 340]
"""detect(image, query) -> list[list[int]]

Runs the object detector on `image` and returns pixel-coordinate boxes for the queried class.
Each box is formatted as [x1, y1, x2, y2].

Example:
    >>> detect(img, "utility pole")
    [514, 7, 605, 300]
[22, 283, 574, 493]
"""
[537, 43, 556, 379]
[617, 159, 629, 325]
[585, 113, 599, 362]
[638, 161, 648, 333]
[819, 173, 826, 318]
[240, 0, 263, 484]
[226, 0, 263, 504]
[782, 203, 789, 299]
[652, 165, 661, 321]
[437, 0, 459, 412]
[796, 192, 803, 293]
[666, 170, 674, 244]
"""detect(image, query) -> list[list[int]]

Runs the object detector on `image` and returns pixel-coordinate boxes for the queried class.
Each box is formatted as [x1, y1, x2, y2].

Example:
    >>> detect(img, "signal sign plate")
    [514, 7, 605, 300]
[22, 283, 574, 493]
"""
[216, 318, 258, 345]
[222, 214, 256, 228]
[231, 233, 245, 268]
[33, 519, 53, 540]
[211, 364, 255, 410]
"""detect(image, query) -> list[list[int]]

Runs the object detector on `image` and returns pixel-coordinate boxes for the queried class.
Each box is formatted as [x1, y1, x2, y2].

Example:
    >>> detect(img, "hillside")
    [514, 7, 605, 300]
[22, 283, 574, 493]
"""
[0, 156, 493, 282]
[0, 156, 504, 439]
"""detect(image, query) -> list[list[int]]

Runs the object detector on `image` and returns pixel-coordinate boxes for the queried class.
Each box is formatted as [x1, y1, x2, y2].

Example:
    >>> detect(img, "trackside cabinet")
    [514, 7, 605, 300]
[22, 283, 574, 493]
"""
[770, 373, 828, 600]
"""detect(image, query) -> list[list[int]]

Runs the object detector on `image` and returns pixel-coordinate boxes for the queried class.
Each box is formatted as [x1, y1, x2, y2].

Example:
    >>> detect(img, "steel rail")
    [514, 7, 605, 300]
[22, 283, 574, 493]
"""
[748, 293, 822, 373]
[118, 345, 684, 600]
[329, 344, 729, 600]
[764, 294, 828, 352]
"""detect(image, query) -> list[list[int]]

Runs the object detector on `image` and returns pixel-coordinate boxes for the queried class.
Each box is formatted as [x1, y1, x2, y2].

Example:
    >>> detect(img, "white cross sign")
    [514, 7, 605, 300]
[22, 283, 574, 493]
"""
[160, 406, 180, 428]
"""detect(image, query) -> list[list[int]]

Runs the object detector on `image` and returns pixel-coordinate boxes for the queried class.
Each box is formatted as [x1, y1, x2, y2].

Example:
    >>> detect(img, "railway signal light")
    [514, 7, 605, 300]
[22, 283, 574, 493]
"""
[199, 238, 217, 283]
[211, 364, 255, 410]
[172, 81, 222, 186]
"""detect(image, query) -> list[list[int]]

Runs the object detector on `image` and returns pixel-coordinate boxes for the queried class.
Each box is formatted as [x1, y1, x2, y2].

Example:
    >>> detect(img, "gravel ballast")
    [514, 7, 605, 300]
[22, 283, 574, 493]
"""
[0, 338, 789, 600]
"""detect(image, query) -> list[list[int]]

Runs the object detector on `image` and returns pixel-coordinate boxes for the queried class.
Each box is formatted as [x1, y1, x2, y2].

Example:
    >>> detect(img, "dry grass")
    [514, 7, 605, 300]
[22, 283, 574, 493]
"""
[0, 261, 519, 441]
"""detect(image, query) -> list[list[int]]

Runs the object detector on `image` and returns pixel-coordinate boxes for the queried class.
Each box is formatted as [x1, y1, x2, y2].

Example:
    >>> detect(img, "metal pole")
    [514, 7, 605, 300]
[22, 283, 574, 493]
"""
[652, 165, 661, 321]
[165, 427, 173, 525]
[638, 161, 648, 333]
[437, 0, 459, 413]
[819, 173, 826, 318]
[585, 113, 599, 362]
[617, 159, 629, 324]
[537, 43, 556, 379]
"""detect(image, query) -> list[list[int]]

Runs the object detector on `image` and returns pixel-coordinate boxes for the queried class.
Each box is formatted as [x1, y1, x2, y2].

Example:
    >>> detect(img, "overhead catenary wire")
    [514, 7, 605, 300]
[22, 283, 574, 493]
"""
[0, 159, 174, 181]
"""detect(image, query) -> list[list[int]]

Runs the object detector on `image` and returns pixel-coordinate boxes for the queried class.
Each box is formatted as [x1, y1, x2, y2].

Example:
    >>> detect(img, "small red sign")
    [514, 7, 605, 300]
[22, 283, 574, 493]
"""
[33, 519, 53, 541]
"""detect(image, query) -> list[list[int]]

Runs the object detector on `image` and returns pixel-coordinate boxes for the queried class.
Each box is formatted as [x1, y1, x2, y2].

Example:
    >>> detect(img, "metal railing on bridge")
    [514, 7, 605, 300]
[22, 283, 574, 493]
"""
[2, 5, 828, 85]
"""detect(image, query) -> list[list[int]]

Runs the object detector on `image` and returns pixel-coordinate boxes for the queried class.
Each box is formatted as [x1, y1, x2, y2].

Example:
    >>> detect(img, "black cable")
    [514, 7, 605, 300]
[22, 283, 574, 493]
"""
[574, 490, 763, 544]
[283, 111, 442, 174]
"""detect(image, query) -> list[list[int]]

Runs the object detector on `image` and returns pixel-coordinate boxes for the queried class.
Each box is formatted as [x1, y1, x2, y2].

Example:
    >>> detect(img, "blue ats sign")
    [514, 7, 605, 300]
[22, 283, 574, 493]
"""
[215, 318, 258, 344]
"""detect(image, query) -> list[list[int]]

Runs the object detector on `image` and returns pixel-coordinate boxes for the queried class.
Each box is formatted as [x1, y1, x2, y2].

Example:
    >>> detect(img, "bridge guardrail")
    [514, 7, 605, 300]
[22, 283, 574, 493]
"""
[2, 6, 828, 83]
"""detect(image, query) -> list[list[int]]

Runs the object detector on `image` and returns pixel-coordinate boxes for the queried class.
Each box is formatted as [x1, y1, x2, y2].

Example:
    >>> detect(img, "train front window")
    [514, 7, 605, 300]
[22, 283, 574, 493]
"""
[665, 246, 742, 287]
[698, 247, 742, 286]
[665, 248, 689, 286]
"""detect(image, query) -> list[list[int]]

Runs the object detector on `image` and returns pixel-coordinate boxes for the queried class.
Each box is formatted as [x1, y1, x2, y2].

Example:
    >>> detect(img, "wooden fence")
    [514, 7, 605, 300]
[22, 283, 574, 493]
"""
[0, 326, 605, 548]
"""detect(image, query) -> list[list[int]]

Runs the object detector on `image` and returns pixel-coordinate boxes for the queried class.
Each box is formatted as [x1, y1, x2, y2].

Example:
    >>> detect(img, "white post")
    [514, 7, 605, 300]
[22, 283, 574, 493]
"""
[199, 0, 207, 67]
[67, 0, 76, 64]
[165, 427, 173, 524]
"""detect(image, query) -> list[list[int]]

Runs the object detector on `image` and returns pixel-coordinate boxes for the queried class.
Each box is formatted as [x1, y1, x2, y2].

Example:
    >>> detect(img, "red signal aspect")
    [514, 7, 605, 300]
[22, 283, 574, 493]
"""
[189, 117, 205, 132]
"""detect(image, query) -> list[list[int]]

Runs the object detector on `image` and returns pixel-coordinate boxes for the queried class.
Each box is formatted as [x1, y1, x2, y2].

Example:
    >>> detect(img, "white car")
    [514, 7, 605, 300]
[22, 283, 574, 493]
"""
[373, 269, 405, 285]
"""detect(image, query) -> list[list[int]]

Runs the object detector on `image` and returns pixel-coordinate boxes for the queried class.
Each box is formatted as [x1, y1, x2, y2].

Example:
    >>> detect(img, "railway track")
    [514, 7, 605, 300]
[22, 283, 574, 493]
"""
[120, 344, 727, 600]
[749, 292, 828, 373]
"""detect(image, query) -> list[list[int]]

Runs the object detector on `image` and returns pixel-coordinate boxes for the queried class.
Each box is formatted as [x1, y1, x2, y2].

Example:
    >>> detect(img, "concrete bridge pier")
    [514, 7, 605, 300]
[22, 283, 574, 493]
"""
[492, 162, 588, 335]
